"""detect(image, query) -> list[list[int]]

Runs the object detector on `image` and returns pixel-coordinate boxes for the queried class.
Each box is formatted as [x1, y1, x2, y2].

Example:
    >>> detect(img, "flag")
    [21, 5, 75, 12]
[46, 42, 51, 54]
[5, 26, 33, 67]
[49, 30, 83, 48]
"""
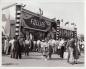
[65, 22, 69, 26]
[74, 27, 77, 30]
[71, 23, 74, 25]
[71, 23, 76, 26]
[61, 19, 63, 22]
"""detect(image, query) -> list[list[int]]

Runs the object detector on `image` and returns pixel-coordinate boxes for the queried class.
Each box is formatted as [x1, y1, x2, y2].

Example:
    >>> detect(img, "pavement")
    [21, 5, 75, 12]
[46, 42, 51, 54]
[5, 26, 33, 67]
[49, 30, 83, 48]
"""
[2, 52, 84, 67]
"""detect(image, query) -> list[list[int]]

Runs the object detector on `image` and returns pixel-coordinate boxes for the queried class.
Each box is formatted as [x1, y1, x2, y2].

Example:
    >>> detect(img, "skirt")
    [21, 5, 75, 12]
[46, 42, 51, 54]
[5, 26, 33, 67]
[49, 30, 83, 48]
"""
[73, 47, 80, 59]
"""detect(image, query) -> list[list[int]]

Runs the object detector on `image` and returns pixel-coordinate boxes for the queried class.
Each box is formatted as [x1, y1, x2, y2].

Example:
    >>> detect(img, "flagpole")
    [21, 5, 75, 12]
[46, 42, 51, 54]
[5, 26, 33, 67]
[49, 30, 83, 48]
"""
[65, 22, 69, 30]
[9, 10, 11, 39]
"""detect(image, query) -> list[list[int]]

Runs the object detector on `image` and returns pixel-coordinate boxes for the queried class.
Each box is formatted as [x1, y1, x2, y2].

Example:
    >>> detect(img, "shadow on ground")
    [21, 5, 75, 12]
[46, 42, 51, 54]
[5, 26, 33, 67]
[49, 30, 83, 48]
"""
[49, 58, 67, 60]
[69, 61, 84, 65]
[22, 56, 42, 60]
[2, 63, 19, 66]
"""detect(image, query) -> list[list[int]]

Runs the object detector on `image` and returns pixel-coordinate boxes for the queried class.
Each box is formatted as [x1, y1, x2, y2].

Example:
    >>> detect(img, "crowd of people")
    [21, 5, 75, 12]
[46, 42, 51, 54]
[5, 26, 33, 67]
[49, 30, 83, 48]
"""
[3, 36, 83, 64]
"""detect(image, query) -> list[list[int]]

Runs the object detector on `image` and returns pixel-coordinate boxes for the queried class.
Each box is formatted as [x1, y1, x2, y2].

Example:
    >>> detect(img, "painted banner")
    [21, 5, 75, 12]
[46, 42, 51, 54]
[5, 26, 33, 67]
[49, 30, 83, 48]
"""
[21, 9, 51, 32]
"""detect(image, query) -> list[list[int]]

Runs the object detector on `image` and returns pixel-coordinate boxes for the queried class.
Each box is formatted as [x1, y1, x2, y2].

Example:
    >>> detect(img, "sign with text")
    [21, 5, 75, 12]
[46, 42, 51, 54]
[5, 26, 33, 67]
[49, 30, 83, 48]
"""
[21, 10, 51, 32]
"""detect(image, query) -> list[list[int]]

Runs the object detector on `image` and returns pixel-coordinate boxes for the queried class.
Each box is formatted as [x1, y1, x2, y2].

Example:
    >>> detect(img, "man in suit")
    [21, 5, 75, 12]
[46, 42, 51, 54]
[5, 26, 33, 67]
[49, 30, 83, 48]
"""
[14, 36, 23, 59]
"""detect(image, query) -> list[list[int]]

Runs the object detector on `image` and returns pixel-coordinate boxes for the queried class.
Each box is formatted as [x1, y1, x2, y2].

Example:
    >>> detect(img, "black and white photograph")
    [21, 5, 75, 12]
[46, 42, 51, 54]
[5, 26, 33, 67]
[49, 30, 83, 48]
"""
[1, 0, 85, 67]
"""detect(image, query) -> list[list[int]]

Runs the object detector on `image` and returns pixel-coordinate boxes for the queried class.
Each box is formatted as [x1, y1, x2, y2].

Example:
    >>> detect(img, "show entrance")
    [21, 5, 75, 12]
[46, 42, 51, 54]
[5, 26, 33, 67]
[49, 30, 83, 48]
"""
[21, 8, 57, 41]
[25, 29, 46, 41]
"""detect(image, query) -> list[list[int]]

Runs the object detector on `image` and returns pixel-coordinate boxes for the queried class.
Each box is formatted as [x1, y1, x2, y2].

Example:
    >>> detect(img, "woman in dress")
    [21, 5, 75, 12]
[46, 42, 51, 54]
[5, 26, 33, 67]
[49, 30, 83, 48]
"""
[66, 38, 75, 63]
[67, 38, 80, 64]
[73, 38, 80, 64]
[41, 39, 49, 61]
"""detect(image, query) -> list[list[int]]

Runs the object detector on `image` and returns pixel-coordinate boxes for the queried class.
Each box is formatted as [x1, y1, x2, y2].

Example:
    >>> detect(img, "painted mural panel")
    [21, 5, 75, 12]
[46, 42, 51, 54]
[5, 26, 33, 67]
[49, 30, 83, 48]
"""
[2, 5, 16, 37]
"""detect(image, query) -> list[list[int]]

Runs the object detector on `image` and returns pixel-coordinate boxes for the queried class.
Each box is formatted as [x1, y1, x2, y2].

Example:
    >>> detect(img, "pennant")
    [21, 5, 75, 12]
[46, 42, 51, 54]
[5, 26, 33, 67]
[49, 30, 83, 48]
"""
[71, 23, 76, 26]
[65, 22, 69, 26]
[71, 23, 74, 25]
[61, 19, 63, 22]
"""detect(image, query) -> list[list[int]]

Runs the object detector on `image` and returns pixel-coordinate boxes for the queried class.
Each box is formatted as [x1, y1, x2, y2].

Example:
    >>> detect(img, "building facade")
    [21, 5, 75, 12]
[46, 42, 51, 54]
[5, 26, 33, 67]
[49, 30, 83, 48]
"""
[2, 3, 77, 40]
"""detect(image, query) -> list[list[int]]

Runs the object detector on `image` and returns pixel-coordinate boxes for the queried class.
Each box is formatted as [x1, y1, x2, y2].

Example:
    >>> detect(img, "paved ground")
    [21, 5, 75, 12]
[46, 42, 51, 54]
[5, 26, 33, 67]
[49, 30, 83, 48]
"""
[2, 52, 84, 67]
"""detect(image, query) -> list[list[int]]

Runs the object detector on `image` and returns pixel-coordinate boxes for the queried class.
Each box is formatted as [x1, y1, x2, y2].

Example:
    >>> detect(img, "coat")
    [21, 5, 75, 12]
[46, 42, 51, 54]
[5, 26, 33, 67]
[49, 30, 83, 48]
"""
[14, 39, 22, 53]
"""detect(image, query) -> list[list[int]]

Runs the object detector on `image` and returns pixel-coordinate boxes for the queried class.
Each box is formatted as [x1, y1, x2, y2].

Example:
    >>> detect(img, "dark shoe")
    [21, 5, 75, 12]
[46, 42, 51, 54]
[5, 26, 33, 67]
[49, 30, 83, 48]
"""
[75, 61, 78, 64]
[75, 62, 77, 64]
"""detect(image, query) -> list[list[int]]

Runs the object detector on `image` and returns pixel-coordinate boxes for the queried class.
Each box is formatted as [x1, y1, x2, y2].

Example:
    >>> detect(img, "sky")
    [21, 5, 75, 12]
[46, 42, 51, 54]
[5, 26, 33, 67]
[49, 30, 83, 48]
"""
[0, 0, 85, 35]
